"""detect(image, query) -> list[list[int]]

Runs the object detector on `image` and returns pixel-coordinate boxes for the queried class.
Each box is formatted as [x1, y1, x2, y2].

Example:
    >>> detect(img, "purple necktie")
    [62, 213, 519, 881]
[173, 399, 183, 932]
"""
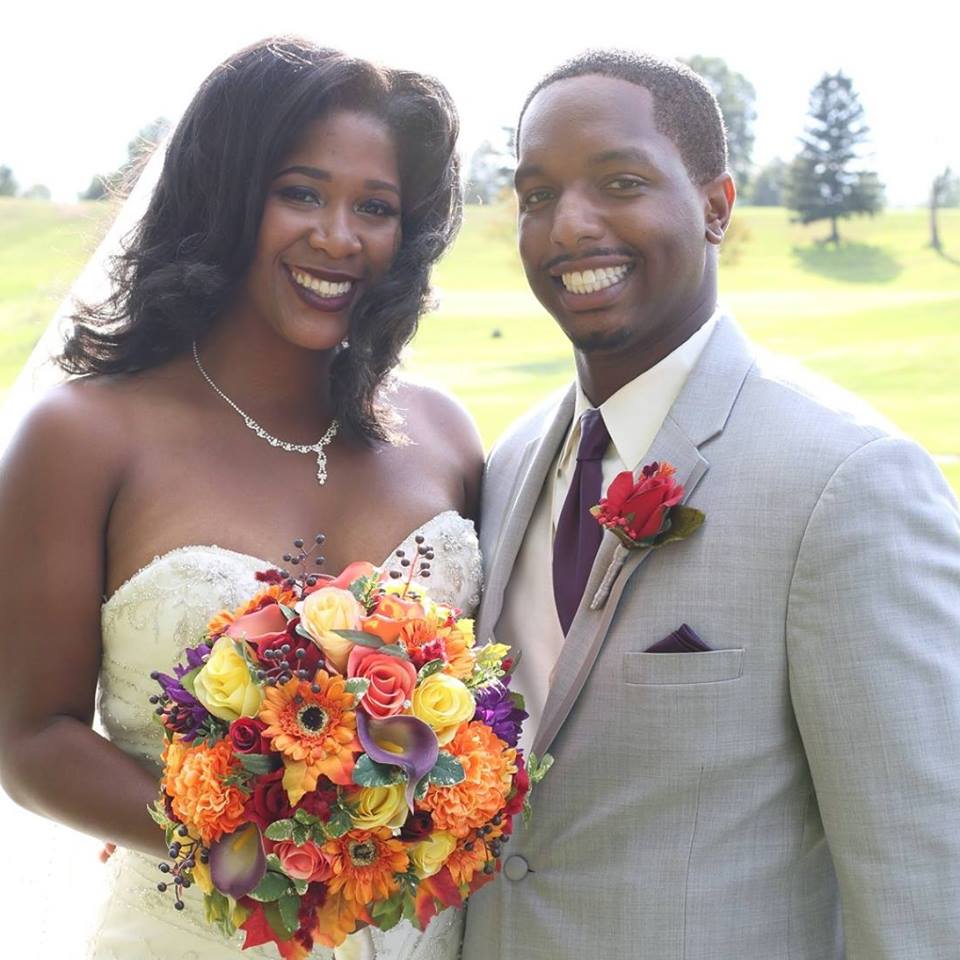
[553, 408, 611, 634]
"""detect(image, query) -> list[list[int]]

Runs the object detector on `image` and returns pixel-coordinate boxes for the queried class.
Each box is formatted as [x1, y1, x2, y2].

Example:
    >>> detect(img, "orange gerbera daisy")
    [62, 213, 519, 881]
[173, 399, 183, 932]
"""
[324, 828, 409, 906]
[259, 671, 360, 803]
[207, 585, 298, 636]
[418, 722, 516, 838]
[161, 739, 248, 845]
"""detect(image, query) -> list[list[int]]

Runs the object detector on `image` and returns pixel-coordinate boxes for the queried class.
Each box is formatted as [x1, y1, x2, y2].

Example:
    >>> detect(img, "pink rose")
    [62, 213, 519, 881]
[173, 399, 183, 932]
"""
[273, 840, 333, 883]
[347, 646, 418, 719]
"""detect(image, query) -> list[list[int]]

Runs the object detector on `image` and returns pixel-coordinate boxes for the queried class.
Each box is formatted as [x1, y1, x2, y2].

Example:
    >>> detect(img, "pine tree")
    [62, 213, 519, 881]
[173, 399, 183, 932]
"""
[786, 72, 884, 244]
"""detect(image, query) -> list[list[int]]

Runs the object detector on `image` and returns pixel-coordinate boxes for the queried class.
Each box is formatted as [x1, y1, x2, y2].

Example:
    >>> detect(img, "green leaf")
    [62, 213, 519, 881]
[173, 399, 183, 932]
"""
[179, 667, 200, 696]
[353, 753, 407, 787]
[265, 853, 283, 872]
[293, 807, 319, 826]
[278, 603, 297, 621]
[147, 799, 174, 831]
[371, 892, 405, 931]
[509, 691, 526, 712]
[264, 819, 296, 842]
[333, 629, 385, 648]
[292, 823, 308, 846]
[291, 876, 309, 896]
[249, 870, 291, 903]
[325, 803, 354, 838]
[264, 899, 297, 940]
[522, 796, 533, 828]
[235, 752, 279, 775]
[344, 677, 370, 700]
[417, 659, 445, 681]
[426, 752, 466, 786]
[295, 622, 314, 642]
[655, 505, 705, 546]
[526, 752, 554, 786]
[278, 892, 301, 934]
[414, 776, 430, 802]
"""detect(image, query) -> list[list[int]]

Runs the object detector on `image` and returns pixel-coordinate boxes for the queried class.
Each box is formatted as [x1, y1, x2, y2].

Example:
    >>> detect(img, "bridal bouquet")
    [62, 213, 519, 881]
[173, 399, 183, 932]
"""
[148, 535, 547, 958]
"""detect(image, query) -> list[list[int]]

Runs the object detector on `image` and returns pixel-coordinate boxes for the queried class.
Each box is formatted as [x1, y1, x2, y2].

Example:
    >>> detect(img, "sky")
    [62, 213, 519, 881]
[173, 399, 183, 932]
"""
[2, 0, 957, 206]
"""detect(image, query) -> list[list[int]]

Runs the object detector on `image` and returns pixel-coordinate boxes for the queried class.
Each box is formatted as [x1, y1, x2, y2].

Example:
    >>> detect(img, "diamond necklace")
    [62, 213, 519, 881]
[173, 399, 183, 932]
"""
[192, 341, 339, 485]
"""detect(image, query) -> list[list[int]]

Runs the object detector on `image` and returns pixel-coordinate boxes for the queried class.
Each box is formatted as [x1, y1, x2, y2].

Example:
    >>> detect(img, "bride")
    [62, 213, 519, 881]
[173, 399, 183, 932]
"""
[0, 37, 481, 960]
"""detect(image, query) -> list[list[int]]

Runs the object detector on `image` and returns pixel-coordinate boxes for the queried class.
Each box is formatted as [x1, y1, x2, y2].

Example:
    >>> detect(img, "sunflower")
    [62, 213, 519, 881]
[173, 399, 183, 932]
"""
[324, 828, 409, 905]
[259, 671, 360, 804]
[417, 721, 516, 838]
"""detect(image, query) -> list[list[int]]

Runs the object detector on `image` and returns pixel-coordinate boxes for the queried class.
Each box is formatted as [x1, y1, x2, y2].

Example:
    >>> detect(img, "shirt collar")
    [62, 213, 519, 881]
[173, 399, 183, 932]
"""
[565, 310, 720, 471]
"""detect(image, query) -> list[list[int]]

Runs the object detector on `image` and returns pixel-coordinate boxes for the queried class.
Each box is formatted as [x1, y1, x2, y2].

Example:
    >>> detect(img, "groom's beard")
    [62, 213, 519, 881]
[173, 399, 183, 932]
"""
[565, 322, 635, 354]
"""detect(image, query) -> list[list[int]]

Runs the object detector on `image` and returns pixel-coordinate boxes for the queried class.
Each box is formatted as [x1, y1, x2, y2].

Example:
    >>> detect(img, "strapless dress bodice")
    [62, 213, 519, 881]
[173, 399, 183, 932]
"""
[89, 510, 481, 960]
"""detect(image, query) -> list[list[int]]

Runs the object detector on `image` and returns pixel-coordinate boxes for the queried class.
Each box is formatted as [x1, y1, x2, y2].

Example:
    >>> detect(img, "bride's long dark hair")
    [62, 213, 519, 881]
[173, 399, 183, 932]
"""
[59, 37, 462, 443]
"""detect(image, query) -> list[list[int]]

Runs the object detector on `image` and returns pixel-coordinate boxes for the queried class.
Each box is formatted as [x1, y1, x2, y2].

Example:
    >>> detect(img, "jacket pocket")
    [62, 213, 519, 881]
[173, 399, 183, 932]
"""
[623, 648, 744, 685]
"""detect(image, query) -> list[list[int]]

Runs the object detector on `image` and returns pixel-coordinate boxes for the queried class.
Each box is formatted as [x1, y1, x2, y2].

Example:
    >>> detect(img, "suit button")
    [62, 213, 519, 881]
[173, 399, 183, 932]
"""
[503, 855, 529, 881]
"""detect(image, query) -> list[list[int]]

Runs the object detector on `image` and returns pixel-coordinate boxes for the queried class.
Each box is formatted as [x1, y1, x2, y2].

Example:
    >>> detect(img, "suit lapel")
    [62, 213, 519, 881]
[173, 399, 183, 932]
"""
[476, 385, 576, 643]
[532, 316, 755, 757]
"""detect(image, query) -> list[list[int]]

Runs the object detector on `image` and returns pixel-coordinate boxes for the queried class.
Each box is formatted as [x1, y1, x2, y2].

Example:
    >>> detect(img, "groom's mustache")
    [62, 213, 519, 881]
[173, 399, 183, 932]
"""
[542, 247, 637, 271]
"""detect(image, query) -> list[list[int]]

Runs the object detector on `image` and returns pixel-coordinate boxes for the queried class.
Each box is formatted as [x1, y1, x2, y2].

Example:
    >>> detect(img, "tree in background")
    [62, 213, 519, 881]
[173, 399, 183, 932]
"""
[0, 165, 18, 197]
[681, 55, 756, 191]
[786, 72, 884, 245]
[749, 157, 788, 206]
[79, 117, 170, 200]
[465, 126, 516, 205]
[929, 166, 959, 251]
[22, 184, 51, 200]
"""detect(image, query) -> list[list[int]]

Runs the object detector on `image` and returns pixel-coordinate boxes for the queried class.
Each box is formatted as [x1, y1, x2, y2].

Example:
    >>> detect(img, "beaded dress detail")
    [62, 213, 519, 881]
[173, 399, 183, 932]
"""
[88, 511, 481, 960]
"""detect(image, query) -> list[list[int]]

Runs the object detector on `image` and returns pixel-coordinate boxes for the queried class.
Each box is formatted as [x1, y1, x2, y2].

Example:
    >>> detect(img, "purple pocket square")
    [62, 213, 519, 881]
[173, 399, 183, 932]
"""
[645, 623, 712, 653]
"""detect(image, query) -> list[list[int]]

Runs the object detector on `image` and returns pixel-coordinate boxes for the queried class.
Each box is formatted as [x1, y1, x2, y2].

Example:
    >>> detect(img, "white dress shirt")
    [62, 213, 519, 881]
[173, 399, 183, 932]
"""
[504, 312, 720, 757]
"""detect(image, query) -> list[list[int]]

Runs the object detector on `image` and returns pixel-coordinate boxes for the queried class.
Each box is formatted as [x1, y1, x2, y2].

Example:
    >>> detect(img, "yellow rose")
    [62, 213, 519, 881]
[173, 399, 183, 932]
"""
[193, 637, 263, 722]
[412, 673, 475, 745]
[298, 587, 364, 673]
[409, 830, 457, 879]
[351, 783, 408, 830]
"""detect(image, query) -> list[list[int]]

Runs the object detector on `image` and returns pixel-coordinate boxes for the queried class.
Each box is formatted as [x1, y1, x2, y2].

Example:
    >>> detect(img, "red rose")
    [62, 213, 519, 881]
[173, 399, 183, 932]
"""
[245, 768, 292, 831]
[346, 646, 418, 719]
[595, 462, 685, 542]
[296, 779, 338, 821]
[230, 716, 268, 754]
[503, 754, 530, 818]
[399, 810, 434, 841]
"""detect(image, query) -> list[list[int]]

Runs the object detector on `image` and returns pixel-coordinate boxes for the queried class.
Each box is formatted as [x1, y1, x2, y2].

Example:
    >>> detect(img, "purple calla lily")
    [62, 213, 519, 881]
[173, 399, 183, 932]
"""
[209, 822, 267, 899]
[356, 711, 439, 810]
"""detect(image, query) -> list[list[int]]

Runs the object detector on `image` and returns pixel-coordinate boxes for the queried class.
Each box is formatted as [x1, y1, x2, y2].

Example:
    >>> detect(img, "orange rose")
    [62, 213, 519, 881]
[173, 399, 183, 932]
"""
[347, 646, 417, 719]
[273, 839, 333, 883]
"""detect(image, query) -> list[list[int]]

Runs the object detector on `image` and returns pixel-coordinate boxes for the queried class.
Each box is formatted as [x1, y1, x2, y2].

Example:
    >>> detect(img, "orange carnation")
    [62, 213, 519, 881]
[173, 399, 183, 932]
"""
[161, 739, 248, 845]
[324, 828, 409, 906]
[444, 834, 489, 887]
[417, 722, 516, 838]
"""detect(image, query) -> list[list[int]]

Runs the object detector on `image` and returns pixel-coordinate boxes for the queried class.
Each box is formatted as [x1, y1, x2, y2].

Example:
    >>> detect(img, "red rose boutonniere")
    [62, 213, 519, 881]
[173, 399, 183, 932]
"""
[590, 461, 704, 550]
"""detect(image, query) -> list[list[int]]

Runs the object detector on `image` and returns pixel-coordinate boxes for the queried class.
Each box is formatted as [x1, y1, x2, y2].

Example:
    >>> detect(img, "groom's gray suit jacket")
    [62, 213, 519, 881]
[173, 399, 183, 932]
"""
[461, 317, 960, 960]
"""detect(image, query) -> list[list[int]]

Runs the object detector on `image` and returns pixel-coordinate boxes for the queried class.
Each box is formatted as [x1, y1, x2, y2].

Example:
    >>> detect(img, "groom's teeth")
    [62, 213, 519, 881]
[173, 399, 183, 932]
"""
[291, 269, 353, 298]
[561, 264, 630, 294]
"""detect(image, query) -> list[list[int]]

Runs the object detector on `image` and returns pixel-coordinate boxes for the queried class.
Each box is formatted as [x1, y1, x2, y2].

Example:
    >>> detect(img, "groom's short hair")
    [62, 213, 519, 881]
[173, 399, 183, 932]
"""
[518, 49, 728, 185]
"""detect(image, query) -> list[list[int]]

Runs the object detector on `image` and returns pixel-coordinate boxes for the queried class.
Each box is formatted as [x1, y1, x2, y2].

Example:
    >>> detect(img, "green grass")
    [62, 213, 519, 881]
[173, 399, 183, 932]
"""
[2, 197, 958, 495]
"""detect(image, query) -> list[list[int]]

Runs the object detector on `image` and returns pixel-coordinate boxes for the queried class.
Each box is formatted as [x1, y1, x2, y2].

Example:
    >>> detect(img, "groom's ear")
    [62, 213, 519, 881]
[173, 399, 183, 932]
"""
[704, 173, 736, 246]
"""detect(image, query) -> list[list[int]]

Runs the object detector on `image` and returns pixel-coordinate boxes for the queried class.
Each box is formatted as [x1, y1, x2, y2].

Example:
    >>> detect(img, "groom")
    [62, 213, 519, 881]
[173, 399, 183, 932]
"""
[462, 51, 960, 959]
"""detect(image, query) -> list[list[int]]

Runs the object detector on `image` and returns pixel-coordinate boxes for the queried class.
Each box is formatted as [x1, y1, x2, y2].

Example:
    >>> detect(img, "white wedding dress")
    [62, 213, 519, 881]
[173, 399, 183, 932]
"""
[87, 510, 481, 960]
